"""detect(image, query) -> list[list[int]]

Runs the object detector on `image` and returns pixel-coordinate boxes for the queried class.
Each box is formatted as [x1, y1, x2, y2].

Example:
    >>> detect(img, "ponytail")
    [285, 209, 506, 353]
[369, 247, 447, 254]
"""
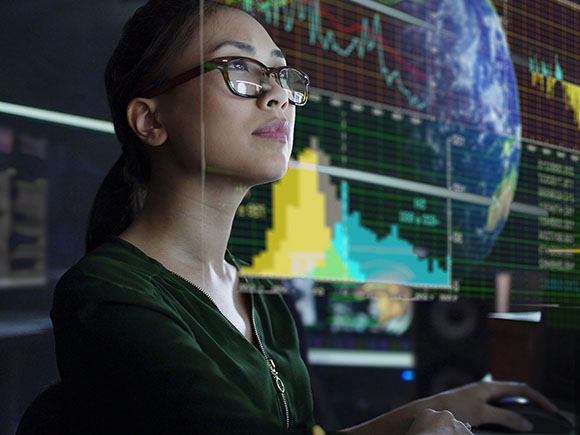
[85, 153, 147, 253]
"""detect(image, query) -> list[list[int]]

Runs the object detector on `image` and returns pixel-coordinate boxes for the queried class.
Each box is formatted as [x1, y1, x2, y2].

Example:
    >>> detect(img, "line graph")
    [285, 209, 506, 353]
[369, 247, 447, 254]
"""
[227, 0, 428, 109]
[528, 53, 580, 131]
[504, 0, 580, 150]
[377, 0, 424, 5]
[316, 6, 427, 80]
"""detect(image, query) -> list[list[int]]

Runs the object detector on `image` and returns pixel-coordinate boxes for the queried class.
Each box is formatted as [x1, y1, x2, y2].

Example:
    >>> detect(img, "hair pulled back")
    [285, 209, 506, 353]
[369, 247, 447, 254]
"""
[86, 0, 223, 252]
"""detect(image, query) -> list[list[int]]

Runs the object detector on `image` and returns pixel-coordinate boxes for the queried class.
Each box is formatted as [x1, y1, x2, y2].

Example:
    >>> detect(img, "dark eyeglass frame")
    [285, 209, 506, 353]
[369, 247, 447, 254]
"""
[141, 56, 310, 106]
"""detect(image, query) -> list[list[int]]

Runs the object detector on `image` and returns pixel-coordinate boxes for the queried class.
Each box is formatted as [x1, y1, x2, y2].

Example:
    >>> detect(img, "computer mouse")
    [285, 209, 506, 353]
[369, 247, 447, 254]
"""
[474, 397, 574, 434]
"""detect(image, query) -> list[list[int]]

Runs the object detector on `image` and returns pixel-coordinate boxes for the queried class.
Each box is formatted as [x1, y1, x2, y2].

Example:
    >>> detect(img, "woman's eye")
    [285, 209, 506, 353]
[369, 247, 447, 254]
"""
[230, 60, 249, 71]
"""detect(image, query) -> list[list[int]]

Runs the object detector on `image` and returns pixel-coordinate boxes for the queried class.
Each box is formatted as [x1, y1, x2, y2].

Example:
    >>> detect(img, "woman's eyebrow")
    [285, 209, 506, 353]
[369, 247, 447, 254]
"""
[210, 40, 286, 59]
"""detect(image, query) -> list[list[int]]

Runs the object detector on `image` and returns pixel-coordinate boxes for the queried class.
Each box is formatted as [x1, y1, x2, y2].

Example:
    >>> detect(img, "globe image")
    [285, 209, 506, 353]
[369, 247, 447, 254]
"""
[404, 0, 522, 263]
[229, 0, 522, 286]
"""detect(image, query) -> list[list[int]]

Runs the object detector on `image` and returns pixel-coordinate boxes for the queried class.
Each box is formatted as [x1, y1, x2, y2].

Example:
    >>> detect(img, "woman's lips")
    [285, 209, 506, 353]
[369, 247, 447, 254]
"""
[252, 119, 290, 142]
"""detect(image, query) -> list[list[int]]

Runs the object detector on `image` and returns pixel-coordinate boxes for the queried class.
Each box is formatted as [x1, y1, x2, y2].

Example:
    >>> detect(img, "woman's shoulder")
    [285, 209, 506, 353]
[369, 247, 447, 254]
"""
[54, 236, 165, 304]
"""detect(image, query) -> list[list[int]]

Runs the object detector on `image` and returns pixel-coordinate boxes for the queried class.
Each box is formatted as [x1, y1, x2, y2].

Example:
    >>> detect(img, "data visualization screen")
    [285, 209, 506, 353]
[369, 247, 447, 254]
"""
[234, 93, 451, 288]
[225, 0, 580, 317]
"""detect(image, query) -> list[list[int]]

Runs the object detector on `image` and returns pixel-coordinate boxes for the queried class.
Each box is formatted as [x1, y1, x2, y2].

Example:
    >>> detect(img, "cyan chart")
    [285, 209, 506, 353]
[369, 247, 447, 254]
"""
[230, 92, 451, 288]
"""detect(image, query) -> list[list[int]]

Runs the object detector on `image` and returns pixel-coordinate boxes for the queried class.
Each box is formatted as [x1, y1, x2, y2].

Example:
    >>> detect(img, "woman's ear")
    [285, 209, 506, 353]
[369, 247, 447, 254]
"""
[126, 98, 168, 146]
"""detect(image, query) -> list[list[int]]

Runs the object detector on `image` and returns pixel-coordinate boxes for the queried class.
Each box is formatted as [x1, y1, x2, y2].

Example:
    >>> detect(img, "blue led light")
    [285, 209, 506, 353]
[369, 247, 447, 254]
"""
[401, 370, 415, 381]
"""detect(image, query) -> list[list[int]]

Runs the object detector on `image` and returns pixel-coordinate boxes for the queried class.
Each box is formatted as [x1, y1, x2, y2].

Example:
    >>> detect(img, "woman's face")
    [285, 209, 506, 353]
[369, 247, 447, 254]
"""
[155, 7, 296, 187]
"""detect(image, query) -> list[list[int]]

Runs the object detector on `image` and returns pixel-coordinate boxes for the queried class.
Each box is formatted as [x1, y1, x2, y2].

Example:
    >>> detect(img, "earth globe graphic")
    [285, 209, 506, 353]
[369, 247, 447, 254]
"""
[403, 0, 522, 264]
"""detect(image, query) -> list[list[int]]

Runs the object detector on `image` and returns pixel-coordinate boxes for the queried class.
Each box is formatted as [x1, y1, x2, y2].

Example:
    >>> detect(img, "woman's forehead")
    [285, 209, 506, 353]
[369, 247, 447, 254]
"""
[204, 8, 279, 57]
[171, 7, 282, 72]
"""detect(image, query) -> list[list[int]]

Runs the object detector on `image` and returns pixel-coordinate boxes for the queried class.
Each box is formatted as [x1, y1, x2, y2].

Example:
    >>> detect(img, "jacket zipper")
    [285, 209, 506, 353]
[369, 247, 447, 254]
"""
[169, 271, 290, 429]
[251, 306, 290, 429]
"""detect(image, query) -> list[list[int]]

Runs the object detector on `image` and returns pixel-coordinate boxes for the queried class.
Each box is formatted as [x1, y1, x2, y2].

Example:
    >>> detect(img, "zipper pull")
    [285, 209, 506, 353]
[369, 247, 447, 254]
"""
[267, 359, 286, 393]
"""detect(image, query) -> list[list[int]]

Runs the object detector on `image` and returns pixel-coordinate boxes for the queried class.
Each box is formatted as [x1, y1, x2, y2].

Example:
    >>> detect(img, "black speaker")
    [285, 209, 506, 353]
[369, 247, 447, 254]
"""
[412, 299, 490, 398]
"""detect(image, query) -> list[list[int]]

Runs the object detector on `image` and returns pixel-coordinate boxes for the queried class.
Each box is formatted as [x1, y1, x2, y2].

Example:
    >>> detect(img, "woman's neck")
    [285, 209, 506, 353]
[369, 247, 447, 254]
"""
[120, 173, 248, 286]
[119, 174, 257, 342]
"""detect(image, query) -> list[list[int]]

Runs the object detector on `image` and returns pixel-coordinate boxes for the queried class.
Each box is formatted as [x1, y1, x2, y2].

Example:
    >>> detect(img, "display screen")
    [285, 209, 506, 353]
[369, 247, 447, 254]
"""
[221, 0, 580, 327]
[0, 1, 578, 332]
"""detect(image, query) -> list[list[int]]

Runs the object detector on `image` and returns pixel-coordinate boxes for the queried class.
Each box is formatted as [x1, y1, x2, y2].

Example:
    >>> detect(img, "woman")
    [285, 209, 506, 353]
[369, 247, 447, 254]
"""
[51, 1, 556, 433]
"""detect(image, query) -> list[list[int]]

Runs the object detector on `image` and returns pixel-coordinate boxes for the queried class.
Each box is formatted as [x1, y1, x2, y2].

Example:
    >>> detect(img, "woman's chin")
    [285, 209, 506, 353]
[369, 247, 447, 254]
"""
[251, 168, 288, 186]
[245, 160, 290, 186]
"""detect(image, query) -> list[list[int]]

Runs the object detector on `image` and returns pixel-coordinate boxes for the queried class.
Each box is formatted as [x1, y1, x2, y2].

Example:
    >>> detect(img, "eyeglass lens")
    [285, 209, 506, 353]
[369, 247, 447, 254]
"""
[226, 59, 307, 105]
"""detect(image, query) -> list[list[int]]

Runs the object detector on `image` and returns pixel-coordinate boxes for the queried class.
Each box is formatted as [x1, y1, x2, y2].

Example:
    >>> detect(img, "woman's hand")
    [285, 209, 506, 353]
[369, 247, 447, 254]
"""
[340, 380, 557, 435]
[341, 407, 472, 435]
[405, 408, 473, 435]
[416, 380, 558, 432]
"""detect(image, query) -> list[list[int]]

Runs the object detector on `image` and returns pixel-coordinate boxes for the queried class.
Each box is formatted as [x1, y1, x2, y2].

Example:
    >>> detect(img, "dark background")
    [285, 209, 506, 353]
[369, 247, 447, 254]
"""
[0, 1, 578, 434]
[0, 1, 139, 433]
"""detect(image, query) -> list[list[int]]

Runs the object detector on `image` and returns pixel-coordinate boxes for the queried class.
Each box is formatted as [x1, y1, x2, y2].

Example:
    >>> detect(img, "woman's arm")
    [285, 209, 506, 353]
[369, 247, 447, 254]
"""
[343, 407, 473, 435]
[338, 380, 558, 434]
[413, 380, 557, 431]
[338, 400, 469, 435]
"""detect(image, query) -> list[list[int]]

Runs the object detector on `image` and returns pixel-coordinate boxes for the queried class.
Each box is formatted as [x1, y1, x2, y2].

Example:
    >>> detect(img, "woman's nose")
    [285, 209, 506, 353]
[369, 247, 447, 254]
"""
[258, 74, 290, 110]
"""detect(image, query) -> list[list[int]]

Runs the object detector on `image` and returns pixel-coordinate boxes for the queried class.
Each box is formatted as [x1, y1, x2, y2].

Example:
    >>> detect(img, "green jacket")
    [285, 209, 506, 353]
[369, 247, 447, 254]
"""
[51, 236, 325, 434]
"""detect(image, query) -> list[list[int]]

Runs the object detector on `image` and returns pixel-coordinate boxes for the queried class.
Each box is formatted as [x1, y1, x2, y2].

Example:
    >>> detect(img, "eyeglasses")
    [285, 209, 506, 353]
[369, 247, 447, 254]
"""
[142, 56, 310, 106]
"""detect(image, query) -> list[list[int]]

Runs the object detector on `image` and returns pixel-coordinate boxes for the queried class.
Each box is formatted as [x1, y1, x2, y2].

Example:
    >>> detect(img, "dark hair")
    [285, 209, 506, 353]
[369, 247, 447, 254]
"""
[85, 0, 224, 252]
